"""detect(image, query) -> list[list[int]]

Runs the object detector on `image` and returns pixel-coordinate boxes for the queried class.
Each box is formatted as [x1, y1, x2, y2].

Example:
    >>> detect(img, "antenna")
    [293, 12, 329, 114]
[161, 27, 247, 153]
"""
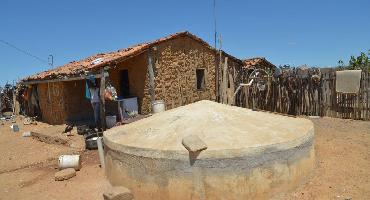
[48, 54, 54, 68]
[213, 0, 217, 49]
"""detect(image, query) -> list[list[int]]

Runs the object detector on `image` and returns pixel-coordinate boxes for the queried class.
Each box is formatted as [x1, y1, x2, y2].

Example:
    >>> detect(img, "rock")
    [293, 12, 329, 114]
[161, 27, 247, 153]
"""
[103, 186, 134, 200]
[66, 132, 73, 136]
[55, 168, 76, 181]
[182, 135, 207, 152]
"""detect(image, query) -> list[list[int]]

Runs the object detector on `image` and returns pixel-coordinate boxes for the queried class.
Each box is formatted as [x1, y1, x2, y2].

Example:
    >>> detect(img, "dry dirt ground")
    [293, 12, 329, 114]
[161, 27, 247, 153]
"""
[0, 116, 369, 200]
[0, 117, 110, 200]
[274, 117, 370, 200]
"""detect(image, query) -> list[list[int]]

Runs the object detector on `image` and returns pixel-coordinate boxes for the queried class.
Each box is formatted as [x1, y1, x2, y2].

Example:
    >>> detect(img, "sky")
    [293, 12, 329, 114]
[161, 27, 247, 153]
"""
[0, 0, 369, 85]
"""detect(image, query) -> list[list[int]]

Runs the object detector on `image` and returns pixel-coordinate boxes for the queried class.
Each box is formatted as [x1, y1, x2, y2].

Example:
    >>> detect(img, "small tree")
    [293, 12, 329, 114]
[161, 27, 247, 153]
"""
[338, 50, 370, 71]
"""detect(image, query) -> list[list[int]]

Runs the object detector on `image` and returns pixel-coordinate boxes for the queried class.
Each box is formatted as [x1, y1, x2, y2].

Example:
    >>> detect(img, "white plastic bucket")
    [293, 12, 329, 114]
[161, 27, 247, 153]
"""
[105, 115, 117, 129]
[22, 131, 32, 137]
[58, 155, 81, 170]
[152, 100, 166, 114]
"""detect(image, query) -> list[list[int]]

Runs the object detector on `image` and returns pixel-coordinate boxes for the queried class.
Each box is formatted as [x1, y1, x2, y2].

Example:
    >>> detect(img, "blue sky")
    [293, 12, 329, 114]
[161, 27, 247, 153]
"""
[1, 0, 369, 85]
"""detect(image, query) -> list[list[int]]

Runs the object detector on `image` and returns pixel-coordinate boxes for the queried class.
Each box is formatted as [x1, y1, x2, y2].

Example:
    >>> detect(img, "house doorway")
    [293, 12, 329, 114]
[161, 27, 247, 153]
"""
[120, 70, 130, 97]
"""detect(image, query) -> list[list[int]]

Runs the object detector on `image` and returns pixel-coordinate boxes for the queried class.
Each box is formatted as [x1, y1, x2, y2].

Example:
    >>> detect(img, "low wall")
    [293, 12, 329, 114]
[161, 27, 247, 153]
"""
[104, 135, 315, 200]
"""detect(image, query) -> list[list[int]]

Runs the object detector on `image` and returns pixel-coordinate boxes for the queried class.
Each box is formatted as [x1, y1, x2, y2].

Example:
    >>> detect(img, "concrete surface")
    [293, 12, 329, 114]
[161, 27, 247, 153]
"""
[182, 135, 208, 152]
[104, 100, 315, 200]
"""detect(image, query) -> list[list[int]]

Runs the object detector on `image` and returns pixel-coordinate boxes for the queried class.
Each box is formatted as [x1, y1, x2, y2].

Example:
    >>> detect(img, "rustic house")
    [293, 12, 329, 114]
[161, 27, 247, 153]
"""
[21, 31, 243, 125]
[243, 57, 276, 73]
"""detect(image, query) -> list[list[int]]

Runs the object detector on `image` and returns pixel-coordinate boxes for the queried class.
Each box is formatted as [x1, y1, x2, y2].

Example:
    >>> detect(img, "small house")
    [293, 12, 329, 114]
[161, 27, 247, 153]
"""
[243, 57, 276, 74]
[21, 32, 243, 124]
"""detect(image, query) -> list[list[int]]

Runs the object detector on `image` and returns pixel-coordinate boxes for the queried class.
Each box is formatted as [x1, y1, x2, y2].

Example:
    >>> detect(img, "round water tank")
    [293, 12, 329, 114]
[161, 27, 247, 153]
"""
[103, 100, 315, 200]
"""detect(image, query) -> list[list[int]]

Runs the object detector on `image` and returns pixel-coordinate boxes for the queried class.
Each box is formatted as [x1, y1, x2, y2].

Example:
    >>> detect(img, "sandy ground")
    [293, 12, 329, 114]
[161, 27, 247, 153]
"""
[0, 116, 369, 199]
[274, 117, 370, 200]
[0, 118, 110, 200]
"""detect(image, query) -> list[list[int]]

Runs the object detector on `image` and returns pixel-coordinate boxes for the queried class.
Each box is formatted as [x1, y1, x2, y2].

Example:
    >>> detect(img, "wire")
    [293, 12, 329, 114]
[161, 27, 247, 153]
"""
[0, 39, 48, 64]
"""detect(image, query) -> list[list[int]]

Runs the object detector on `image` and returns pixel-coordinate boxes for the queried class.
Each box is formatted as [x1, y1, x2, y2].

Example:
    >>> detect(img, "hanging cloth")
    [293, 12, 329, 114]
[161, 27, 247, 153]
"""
[85, 75, 96, 100]
[336, 70, 362, 93]
[85, 80, 91, 100]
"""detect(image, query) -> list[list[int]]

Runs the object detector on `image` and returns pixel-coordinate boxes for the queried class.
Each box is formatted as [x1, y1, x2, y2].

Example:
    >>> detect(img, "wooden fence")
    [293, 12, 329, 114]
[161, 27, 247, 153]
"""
[235, 67, 370, 120]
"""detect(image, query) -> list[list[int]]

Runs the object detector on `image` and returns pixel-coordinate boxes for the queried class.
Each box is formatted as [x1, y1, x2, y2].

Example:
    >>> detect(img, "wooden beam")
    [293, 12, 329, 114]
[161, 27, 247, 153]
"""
[215, 51, 219, 102]
[21, 73, 108, 85]
[99, 68, 106, 131]
[147, 50, 156, 103]
[222, 57, 228, 104]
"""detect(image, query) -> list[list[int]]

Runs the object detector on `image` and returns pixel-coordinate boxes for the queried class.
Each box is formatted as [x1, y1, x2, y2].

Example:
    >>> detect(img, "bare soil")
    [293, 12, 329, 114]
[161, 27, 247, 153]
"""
[0, 117, 109, 200]
[0, 116, 369, 200]
[274, 117, 370, 200]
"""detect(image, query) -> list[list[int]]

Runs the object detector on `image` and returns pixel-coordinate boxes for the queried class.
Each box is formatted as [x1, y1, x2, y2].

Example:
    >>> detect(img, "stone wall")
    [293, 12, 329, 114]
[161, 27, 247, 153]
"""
[140, 36, 220, 114]
[107, 35, 236, 115]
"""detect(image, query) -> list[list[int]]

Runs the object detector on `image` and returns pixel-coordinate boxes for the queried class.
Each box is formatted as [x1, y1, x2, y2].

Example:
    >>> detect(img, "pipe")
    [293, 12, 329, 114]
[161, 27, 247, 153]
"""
[233, 79, 253, 100]
[232, 79, 254, 105]
[97, 137, 105, 169]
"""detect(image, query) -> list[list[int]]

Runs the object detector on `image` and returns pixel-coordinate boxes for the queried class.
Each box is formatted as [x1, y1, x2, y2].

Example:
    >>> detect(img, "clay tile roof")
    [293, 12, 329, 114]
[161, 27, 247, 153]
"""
[24, 31, 239, 82]
[243, 57, 276, 69]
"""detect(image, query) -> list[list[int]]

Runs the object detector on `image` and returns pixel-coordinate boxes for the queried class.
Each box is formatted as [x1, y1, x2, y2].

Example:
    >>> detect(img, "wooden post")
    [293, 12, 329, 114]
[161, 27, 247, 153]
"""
[117, 101, 124, 122]
[148, 49, 156, 103]
[100, 68, 106, 131]
[222, 57, 228, 104]
[215, 51, 219, 102]
[12, 89, 17, 115]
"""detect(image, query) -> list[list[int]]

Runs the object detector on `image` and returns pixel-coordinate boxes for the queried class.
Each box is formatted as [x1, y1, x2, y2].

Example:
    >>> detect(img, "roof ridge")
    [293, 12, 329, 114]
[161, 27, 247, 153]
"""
[22, 31, 242, 82]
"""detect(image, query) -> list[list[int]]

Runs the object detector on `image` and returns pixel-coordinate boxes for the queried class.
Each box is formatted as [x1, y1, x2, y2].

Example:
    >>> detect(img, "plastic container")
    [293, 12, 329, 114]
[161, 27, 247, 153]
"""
[119, 97, 138, 118]
[22, 131, 32, 137]
[105, 115, 117, 129]
[152, 100, 166, 114]
[58, 155, 81, 170]
[85, 137, 98, 150]
[10, 124, 19, 132]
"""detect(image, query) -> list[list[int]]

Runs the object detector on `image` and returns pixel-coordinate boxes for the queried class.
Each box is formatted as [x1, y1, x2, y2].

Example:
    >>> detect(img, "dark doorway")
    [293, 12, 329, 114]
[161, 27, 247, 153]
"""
[196, 68, 205, 90]
[120, 70, 130, 97]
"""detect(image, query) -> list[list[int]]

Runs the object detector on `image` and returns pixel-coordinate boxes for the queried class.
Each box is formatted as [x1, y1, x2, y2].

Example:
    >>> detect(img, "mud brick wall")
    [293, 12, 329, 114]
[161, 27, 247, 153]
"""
[140, 36, 218, 113]
[108, 52, 148, 114]
[62, 80, 94, 122]
[37, 80, 97, 125]
[35, 35, 243, 124]
[37, 82, 66, 124]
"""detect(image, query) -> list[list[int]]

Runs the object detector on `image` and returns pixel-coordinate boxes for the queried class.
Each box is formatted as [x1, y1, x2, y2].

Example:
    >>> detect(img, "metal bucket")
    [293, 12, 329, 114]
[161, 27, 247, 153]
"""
[58, 155, 81, 170]
[152, 100, 166, 114]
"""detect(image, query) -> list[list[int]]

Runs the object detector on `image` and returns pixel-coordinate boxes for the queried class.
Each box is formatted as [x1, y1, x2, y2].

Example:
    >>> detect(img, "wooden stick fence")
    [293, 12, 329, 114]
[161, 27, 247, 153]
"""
[235, 67, 370, 120]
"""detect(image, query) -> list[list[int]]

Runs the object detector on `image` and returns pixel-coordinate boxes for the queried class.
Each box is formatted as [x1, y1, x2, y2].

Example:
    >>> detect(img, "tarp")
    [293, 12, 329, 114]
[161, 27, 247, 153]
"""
[336, 70, 362, 93]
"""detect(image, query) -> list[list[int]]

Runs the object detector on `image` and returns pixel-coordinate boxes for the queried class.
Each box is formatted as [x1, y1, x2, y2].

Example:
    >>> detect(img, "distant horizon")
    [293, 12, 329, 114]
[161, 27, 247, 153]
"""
[1, 0, 369, 85]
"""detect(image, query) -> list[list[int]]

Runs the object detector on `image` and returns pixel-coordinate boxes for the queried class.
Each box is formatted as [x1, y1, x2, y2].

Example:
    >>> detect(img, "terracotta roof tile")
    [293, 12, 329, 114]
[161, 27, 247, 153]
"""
[24, 31, 235, 82]
[243, 57, 276, 69]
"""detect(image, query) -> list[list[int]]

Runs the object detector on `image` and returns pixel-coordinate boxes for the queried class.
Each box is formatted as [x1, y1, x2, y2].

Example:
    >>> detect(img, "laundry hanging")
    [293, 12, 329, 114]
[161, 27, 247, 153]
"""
[335, 70, 362, 93]
[85, 75, 96, 100]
